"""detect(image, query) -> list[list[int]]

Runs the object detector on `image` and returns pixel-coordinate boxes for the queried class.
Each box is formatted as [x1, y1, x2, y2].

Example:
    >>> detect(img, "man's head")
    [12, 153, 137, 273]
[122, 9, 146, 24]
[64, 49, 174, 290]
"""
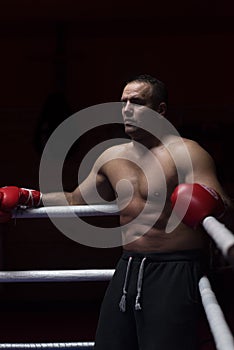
[124, 74, 168, 113]
[121, 74, 168, 140]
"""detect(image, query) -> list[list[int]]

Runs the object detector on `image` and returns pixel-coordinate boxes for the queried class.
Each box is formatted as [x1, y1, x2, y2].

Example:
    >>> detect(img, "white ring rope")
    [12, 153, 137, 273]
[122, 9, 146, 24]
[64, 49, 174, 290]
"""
[202, 216, 234, 257]
[12, 205, 119, 219]
[0, 271, 232, 349]
[12, 206, 234, 260]
[0, 343, 94, 349]
[5, 207, 234, 349]
[0, 270, 115, 283]
[199, 276, 234, 350]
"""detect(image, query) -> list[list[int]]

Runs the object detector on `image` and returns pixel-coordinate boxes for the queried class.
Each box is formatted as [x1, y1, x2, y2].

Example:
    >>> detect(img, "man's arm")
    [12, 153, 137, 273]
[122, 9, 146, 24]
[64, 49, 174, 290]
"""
[42, 170, 115, 206]
[178, 140, 234, 230]
[183, 140, 228, 201]
[40, 148, 116, 206]
[0, 152, 116, 221]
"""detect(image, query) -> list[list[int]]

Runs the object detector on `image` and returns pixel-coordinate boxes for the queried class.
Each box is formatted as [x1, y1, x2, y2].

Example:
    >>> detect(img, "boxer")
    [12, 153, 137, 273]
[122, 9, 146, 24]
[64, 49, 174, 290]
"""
[1, 74, 233, 350]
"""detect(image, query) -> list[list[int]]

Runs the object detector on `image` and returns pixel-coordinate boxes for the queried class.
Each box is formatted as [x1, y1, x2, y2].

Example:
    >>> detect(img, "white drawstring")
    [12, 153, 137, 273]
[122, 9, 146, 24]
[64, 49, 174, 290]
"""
[119, 257, 132, 312]
[135, 257, 147, 311]
[119, 256, 147, 312]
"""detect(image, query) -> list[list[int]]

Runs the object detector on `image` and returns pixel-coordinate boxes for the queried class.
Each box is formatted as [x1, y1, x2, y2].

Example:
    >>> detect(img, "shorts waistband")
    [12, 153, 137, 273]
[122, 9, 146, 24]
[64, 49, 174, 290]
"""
[121, 249, 203, 262]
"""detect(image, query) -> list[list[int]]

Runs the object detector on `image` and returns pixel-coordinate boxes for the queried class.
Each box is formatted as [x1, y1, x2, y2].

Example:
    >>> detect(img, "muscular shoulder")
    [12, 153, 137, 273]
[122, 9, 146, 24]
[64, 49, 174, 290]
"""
[93, 142, 131, 173]
[165, 136, 211, 160]
[179, 138, 214, 164]
[163, 136, 215, 176]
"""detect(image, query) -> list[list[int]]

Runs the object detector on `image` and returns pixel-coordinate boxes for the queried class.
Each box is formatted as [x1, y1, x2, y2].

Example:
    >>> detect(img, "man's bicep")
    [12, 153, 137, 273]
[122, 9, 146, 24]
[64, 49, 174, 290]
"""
[71, 170, 115, 205]
[184, 141, 234, 227]
[184, 142, 224, 194]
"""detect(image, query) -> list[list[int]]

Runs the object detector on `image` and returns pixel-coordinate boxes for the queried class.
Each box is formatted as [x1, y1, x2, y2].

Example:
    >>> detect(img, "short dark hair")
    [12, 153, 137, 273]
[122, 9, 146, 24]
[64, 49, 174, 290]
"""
[126, 74, 168, 109]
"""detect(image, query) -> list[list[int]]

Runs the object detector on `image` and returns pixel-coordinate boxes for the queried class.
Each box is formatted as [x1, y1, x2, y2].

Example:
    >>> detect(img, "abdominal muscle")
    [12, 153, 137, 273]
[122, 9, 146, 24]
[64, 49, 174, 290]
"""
[119, 201, 209, 253]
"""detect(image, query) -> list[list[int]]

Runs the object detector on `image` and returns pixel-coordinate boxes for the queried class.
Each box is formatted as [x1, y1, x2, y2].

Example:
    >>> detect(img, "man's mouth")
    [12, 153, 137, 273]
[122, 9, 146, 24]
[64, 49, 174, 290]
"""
[124, 120, 136, 126]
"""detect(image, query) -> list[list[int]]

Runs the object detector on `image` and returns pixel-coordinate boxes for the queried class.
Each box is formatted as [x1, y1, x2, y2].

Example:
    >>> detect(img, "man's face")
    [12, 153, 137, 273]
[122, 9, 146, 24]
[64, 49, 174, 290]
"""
[121, 81, 154, 138]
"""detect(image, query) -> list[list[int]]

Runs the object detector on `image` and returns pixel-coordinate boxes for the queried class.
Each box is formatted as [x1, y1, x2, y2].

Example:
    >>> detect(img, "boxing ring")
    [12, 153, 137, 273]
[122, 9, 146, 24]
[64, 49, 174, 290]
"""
[0, 205, 233, 350]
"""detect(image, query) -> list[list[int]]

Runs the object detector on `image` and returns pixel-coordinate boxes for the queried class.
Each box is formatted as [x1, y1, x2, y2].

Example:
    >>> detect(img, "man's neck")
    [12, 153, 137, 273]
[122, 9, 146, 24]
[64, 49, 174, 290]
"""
[131, 134, 162, 150]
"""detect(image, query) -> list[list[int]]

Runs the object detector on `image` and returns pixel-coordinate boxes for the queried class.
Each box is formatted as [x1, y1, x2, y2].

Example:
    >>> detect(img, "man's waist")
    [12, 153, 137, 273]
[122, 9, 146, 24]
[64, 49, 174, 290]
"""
[121, 249, 204, 262]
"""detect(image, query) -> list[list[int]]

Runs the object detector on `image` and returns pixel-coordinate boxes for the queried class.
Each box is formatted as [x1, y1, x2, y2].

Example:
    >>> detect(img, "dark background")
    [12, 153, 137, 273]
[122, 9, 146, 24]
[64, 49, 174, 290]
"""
[0, 1, 234, 348]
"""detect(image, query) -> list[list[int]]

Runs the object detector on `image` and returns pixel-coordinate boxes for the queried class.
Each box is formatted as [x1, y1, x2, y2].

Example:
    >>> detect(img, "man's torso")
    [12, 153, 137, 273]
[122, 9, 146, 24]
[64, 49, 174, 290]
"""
[100, 137, 209, 252]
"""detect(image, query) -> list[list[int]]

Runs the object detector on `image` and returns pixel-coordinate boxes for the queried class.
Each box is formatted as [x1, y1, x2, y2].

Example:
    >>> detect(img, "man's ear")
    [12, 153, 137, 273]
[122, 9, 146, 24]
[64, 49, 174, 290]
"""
[156, 102, 167, 116]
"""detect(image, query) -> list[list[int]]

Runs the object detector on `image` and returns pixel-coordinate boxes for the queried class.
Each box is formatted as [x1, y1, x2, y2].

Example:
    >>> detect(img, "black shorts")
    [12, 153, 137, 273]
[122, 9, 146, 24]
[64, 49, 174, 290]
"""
[94, 250, 204, 350]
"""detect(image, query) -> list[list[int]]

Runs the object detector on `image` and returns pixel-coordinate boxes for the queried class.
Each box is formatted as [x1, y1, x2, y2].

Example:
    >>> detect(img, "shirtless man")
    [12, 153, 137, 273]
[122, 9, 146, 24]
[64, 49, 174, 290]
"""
[0, 74, 232, 349]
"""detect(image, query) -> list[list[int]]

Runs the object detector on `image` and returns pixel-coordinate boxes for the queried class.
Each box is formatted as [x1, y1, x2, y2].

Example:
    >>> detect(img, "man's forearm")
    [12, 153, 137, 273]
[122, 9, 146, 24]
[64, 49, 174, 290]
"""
[41, 192, 73, 206]
[41, 189, 87, 206]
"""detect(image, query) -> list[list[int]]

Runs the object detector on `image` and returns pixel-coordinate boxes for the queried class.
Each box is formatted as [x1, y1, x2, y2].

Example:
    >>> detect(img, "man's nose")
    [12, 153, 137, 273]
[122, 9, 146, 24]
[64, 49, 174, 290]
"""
[123, 100, 134, 117]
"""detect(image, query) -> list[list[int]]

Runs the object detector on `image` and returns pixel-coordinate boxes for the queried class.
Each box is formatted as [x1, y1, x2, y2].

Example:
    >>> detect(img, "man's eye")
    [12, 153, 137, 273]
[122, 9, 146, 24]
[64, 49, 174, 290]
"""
[130, 98, 145, 106]
[120, 99, 145, 107]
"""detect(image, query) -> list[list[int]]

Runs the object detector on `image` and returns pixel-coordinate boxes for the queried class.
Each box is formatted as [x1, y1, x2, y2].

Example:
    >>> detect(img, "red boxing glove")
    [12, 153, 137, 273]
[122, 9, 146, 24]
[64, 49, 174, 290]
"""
[0, 186, 42, 223]
[171, 183, 225, 228]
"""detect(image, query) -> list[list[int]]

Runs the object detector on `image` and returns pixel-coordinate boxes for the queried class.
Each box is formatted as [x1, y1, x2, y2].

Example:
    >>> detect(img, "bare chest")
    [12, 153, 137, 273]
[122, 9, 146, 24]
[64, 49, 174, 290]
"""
[105, 154, 178, 202]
